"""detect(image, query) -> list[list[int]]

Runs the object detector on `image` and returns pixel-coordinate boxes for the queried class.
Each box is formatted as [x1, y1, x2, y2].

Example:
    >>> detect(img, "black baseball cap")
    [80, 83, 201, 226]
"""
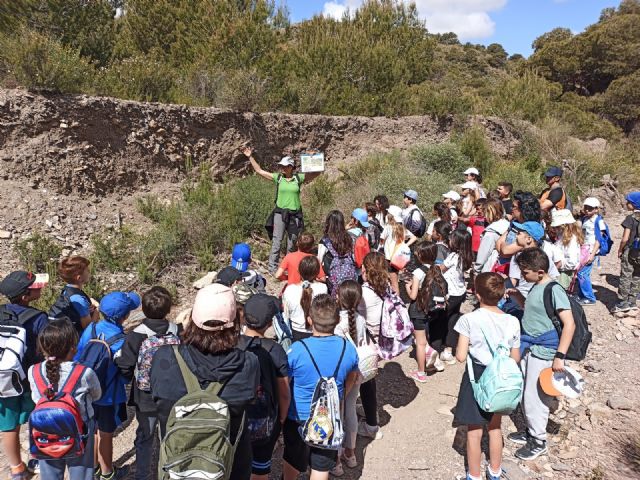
[0, 271, 37, 299]
[244, 294, 281, 330]
[544, 166, 563, 178]
[216, 266, 244, 287]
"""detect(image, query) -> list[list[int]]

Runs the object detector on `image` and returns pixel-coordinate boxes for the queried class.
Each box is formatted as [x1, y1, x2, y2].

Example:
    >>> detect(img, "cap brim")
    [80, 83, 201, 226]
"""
[539, 368, 562, 397]
[232, 260, 250, 272]
[360, 220, 371, 228]
[127, 292, 142, 309]
[29, 273, 50, 289]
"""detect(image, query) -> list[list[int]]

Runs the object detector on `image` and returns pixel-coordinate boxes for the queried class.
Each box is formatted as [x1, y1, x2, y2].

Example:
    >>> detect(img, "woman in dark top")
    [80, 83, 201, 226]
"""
[150, 283, 259, 480]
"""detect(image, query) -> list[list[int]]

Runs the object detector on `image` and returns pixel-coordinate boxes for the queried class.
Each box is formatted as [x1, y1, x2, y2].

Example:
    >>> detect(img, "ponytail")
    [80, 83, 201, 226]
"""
[299, 256, 321, 329]
[337, 280, 362, 341]
[44, 358, 63, 398]
[418, 266, 449, 313]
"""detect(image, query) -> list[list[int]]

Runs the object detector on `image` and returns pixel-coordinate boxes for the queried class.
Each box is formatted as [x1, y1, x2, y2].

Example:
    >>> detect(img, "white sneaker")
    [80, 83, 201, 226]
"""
[432, 356, 445, 372]
[425, 347, 438, 369]
[357, 421, 383, 440]
[440, 350, 456, 365]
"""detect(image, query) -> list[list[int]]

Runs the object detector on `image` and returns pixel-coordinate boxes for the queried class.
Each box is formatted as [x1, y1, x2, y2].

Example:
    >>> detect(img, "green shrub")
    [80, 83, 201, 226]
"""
[97, 55, 176, 102]
[455, 126, 495, 175]
[15, 233, 62, 273]
[491, 70, 561, 123]
[0, 28, 95, 92]
[90, 227, 142, 273]
[409, 143, 470, 180]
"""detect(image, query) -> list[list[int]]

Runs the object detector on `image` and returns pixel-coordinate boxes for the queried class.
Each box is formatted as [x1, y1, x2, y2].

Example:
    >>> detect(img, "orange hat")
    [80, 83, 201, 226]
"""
[539, 366, 585, 399]
[539, 368, 562, 397]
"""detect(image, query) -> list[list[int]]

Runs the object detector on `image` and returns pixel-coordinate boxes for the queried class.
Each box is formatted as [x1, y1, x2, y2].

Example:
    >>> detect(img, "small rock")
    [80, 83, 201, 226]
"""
[607, 396, 633, 411]
[558, 447, 579, 460]
[193, 271, 217, 289]
[87, 213, 98, 221]
[551, 462, 571, 472]
[622, 317, 640, 328]
[59, 122, 68, 128]
[0, 230, 12, 239]
[436, 405, 454, 417]
[615, 332, 623, 341]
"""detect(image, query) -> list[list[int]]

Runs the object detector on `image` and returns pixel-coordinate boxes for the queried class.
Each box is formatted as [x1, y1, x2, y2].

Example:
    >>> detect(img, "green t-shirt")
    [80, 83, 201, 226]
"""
[272, 173, 305, 211]
[522, 281, 571, 360]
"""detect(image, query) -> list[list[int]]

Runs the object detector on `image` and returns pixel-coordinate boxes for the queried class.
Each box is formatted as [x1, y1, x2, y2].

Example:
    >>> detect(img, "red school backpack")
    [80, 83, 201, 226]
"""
[29, 363, 88, 460]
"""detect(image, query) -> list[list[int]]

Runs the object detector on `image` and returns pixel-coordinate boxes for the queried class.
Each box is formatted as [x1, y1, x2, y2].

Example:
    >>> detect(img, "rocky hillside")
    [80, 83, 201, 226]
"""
[0, 89, 520, 195]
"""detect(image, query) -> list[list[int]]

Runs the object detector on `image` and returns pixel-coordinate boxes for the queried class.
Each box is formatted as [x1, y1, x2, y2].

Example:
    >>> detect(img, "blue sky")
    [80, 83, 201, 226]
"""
[284, 0, 619, 56]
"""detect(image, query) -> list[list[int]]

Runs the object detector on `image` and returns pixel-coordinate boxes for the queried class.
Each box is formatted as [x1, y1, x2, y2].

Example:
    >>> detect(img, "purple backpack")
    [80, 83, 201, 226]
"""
[134, 323, 180, 391]
[374, 287, 414, 360]
[322, 238, 357, 296]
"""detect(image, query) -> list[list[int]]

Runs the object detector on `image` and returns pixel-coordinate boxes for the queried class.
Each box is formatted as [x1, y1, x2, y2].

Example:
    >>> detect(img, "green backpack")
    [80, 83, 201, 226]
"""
[467, 327, 523, 415]
[158, 346, 244, 480]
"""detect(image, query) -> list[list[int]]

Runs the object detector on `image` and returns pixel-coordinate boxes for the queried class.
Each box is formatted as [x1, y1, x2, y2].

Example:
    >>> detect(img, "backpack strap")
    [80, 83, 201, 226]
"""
[332, 338, 347, 378]
[299, 338, 347, 380]
[32, 362, 50, 396]
[172, 345, 204, 394]
[59, 364, 87, 395]
[542, 281, 560, 321]
[274, 173, 283, 206]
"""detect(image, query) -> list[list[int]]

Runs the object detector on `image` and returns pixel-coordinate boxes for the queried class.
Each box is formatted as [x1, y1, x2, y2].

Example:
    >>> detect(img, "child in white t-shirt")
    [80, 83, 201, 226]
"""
[454, 273, 520, 480]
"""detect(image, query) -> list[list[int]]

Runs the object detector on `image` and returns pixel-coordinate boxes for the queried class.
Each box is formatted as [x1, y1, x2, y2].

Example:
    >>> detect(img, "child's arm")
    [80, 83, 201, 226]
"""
[276, 377, 291, 424]
[405, 230, 417, 247]
[455, 334, 470, 363]
[506, 288, 525, 307]
[498, 239, 522, 257]
[618, 227, 631, 258]
[85, 369, 103, 403]
[589, 239, 601, 264]
[510, 347, 521, 363]
[406, 274, 420, 301]
[344, 370, 359, 396]
[554, 309, 576, 373]
[114, 334, 140, 381]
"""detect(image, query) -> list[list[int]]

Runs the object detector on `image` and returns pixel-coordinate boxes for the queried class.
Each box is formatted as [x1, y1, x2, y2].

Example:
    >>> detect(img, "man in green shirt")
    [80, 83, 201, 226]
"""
[243, 147, 322, 273]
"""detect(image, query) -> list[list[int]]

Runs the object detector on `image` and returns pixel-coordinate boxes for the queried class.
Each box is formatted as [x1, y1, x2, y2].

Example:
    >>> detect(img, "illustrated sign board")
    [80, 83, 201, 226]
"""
[300, 152, 325, 173]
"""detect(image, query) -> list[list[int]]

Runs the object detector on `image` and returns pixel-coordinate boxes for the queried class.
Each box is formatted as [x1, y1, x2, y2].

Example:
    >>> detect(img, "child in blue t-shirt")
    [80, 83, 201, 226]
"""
[75, 291, 141, 480]
[283, 294, 359, 480]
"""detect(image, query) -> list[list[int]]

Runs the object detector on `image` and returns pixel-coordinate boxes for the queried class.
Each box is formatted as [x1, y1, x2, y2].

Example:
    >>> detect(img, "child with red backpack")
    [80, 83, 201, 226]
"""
[347, 208, 372, 271]
[115, 287, 180, 480]
[28, 317, 102, 480]
[75, 291, 141, 480]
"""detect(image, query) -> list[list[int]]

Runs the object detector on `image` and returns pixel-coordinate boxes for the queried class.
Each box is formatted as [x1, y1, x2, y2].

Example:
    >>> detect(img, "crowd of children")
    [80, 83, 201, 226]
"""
[0, 162, 638, 480]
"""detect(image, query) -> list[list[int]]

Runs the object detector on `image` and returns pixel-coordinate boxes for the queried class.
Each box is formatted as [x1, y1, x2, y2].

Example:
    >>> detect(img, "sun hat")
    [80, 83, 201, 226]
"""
[351, 208, 371, 228]
[583, 197, 601, 209]
[0, 271, 48, 299]
[463, 167, 479, 176]
[277, 156, 295, 167]
[626, 191, 640, 210]
[232, 282, 258, 305]
[442, 191, 461, 202]
[544, 166, 563, 178]
[550, 209, 576, 228]
[216, 266, 244, 287]
[231, 243, 252, 272]
[461, 181, 478, 190]
[403, 190, 418, 202]
[512, 221, 545, 242]
[387, 205, 403, 223]
[99, 291, 141, 321]
[539, 366, 585, 399]
[191, 283, 236, 332]
[244, 293, 281, 330]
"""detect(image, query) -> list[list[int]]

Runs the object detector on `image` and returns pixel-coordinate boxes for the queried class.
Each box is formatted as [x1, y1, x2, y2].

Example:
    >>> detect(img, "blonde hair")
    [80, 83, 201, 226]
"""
[385, 213, 406, 243]
[560, 222, 585, 246]
[484, 199, 505, 224]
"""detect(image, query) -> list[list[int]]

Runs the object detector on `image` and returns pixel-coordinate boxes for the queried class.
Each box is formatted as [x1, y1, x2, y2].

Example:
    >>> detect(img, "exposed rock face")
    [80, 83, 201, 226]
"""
[0, 88, 519, 195]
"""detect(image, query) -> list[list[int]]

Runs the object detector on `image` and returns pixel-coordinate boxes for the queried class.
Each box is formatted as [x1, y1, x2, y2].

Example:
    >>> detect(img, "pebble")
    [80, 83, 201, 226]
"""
[0, 229, 11, 239]
[607, 396, 633, 410]
[436, 405, 454, 417]
[551, 462, 571, 472]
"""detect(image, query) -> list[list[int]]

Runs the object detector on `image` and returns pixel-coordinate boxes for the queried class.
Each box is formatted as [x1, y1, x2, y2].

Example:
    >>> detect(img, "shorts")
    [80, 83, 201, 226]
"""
[282, 418, 337, 473]
[94, 403, 127, 434]
[453, 361, 494, 426]
[251, 422, 282, 475]
[0, 392, 35, 431]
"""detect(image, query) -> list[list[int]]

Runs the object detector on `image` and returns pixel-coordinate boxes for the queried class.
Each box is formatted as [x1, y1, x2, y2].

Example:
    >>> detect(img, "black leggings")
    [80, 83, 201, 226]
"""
[445, 294, 466, 349]
[359, 378, 378, 427]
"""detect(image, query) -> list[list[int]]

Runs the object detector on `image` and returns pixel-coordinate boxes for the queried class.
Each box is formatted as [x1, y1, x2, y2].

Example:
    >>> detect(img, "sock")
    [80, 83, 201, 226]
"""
[10, 464, 25, 474]
[467, 474, 482, 480]
[488, 465, 502, 477]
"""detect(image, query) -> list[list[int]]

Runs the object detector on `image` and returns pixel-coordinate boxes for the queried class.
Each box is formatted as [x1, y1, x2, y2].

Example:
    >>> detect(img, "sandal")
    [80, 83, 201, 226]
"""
[330, 462, 344, 477]
[408, 370, 428, 383]
[341, 454, 358, 468]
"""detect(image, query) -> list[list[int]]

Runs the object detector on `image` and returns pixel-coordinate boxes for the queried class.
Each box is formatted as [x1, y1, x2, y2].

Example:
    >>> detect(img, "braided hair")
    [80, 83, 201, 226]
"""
[337, 280, 362, 341]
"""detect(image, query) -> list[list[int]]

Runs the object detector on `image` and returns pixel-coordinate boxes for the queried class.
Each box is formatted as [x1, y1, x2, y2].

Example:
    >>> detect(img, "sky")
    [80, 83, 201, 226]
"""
[284, 0, 620, 57]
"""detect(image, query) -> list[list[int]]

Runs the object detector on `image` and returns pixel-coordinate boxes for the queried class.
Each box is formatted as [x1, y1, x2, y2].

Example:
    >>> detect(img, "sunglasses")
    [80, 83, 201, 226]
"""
[584, 206, 596, 211]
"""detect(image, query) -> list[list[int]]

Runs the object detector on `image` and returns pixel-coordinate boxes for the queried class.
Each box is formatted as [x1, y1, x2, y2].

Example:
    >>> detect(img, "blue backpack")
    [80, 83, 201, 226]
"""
[467, 327, 523, 414]
[76, 324, 124, 401]
[592, 215, 614, 256]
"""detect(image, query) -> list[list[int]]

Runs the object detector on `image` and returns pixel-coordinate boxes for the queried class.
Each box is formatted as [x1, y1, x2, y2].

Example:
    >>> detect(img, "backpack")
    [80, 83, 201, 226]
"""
[299, 339, 346, 450]
[374, 287, 414, 360]
[29, 363, 87, 460]
[590, 215, 614, 256]
[404, 207, 427, 238]
[627, 216, 640, 268]
[242, 338, 278, 444]
[159, 346, 241, 480]
[366, 220, 383, 250]
[352, 233, 371, 268]
[467, 327, 523, 414]
[0, 306, 42, 398]
[273, 312, 293, 351]
[76, 323, 124, 400]
[543, 282, 592, 362]
[49, 286, 91, 333]
[341, 327, 378, 384]
[322, 238, 357, 296]
[407, 266, 447, 320]
[134, 323, 180, 392]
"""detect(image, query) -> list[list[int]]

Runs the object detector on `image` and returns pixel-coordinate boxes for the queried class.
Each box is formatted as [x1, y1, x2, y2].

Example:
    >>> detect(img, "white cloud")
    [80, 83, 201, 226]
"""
[321, 0, 508, 40]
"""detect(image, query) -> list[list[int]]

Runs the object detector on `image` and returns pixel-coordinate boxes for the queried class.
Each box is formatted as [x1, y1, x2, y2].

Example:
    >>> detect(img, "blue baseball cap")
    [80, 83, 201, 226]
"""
[626, 191, 640, 210]
[544, 166, 563, 178]
[351, 208, 370, 228]
[404, 190, 418, 202]
[100, 291, 141, 322]
[231, 243, 251, 272]
[512, 221, 545, 242]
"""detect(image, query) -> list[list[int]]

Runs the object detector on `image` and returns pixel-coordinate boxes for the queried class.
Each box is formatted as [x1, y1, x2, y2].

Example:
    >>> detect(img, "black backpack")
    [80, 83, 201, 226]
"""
[543, 282, 592, 361]
[405, 208, 427, 238]
[407, 266, 447, 320]
[49, 286, 91, 334]
[628, 216, 640, 268]
[242, 337, 278, 444]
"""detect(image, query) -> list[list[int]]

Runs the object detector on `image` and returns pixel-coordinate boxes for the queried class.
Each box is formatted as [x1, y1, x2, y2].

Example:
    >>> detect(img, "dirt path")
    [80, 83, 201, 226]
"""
[3, 215, 638, 479]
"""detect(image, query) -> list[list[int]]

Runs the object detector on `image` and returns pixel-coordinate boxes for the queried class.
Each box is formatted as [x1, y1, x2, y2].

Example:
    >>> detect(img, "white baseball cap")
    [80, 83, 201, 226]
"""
[583, 197, 601, 208]
[442, 191, 461, 202]
[461, 181, 478, 190]
[463, 167, 480, 176]
[277, 156, 295, 167]
[387, 205, 403, 223]
[550, 209, 576, 227]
